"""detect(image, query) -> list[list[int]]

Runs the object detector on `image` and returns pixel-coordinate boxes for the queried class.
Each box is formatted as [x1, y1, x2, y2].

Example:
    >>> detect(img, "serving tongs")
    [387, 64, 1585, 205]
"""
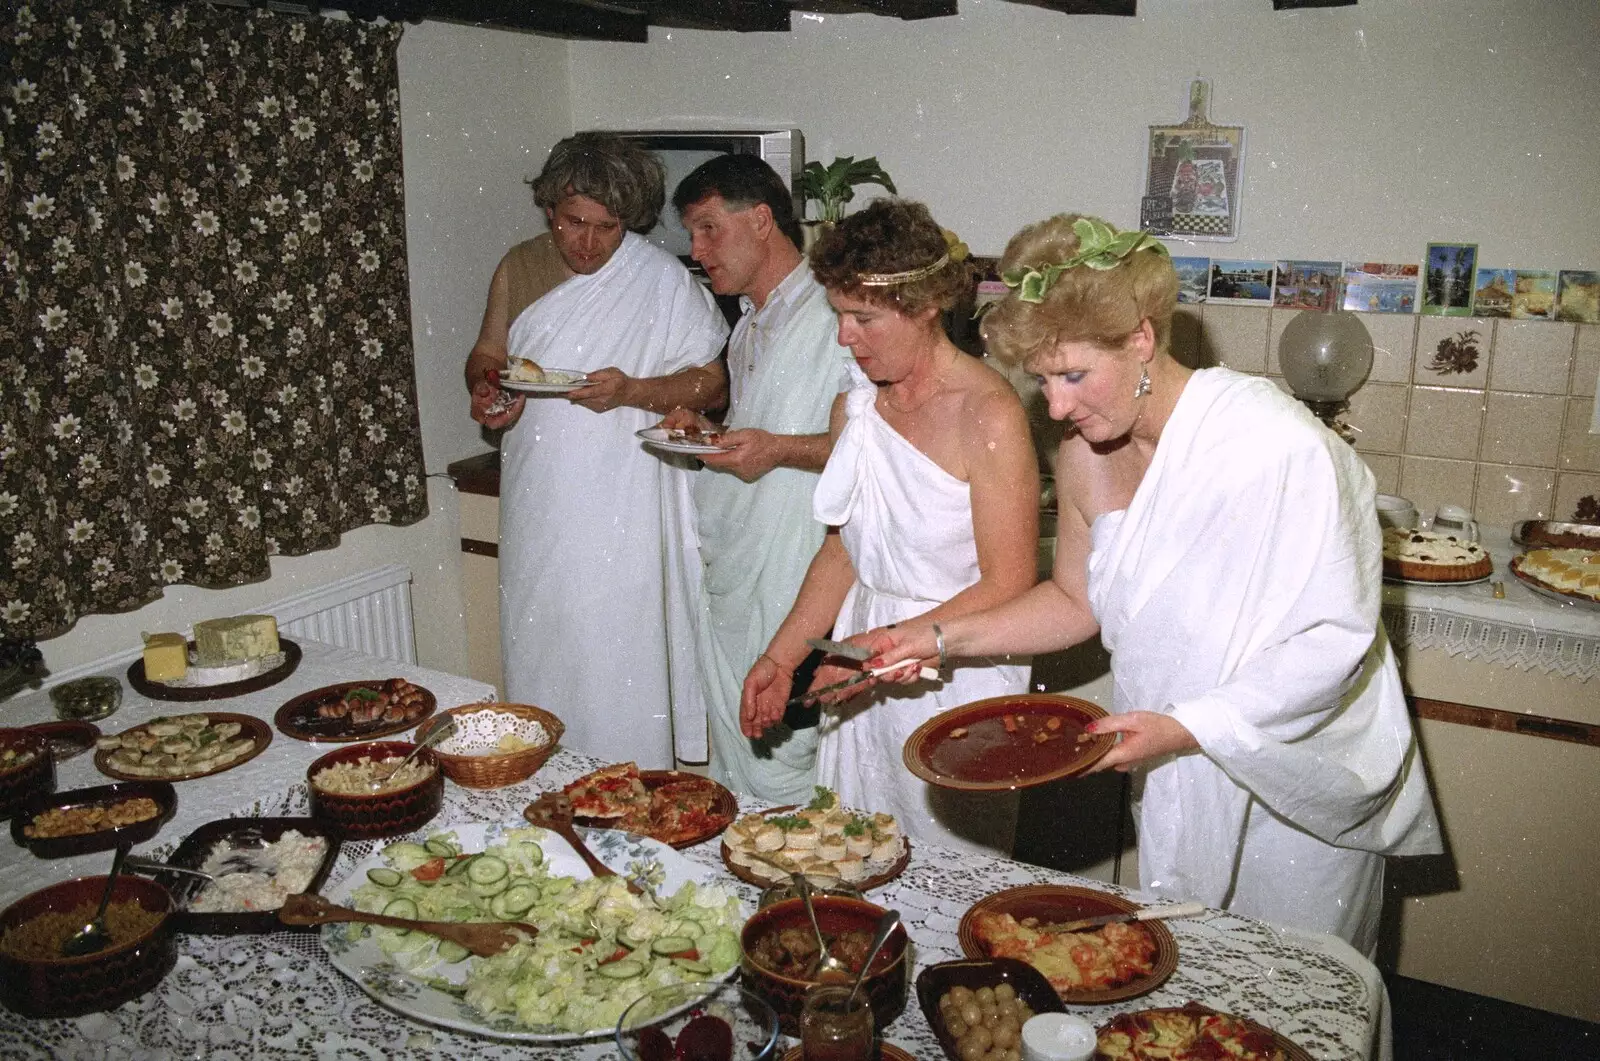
[277, 893, 535, 957]
[523, 793, 645, 896]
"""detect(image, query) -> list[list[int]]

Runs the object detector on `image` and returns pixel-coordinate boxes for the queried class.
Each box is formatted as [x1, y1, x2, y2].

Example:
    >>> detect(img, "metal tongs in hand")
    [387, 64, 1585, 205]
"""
[786, 638, 939, 708]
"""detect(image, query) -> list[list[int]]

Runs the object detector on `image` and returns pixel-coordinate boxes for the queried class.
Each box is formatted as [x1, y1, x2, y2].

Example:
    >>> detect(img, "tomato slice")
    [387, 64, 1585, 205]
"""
[412, 857, 446, 881]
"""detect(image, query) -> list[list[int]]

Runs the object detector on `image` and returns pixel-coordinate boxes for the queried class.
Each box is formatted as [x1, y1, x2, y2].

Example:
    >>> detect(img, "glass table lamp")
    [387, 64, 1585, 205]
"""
[1277, 310, 1373, 440]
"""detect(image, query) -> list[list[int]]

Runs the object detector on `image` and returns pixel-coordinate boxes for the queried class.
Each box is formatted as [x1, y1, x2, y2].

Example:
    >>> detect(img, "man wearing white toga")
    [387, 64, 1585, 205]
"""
[660, 155, 858, 803]
[740, 201, 1040, 856]
[465, 134, 729, 769]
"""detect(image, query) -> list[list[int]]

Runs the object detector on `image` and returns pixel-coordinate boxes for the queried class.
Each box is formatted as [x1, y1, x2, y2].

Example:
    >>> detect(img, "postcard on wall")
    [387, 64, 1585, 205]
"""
[1141, 79, 1245, 242]
[1421, 243, 1478, 316]
[1207, 259, 1275, 304]
[1342, 262, 1418, 314]
[1473, 267, 1515, 318]
[1273, 260, 1341, 311]
[1511, 269, 1558, 319]
[1172, 257, 1211, 303]
[1557, 270, 1600, 324]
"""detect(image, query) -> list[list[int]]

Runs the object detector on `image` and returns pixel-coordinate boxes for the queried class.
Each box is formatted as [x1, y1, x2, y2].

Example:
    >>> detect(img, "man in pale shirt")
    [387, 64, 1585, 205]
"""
[663, 155, 859, 802]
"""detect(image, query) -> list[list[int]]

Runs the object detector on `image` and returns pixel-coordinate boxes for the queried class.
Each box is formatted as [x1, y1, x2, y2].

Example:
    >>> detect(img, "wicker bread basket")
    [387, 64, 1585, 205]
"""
[413, 702, 563, 789]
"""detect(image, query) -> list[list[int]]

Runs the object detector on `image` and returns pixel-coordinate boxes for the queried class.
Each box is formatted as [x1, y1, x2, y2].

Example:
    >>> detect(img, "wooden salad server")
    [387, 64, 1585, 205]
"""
[277, 892, 535, 956]
[523, 793, 643, 895]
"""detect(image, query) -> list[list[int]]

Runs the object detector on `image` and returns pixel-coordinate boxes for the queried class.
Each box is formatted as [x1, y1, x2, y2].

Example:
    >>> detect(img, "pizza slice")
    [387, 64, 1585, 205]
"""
[647, 778, 732, 845]
[563, 762, 649, 820]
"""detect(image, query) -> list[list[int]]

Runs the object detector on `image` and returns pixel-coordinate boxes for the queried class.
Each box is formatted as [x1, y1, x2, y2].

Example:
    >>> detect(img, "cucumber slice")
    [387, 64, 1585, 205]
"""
[380, 841, 430, 869]
[435, 940, 471, 964]
[445, 854, 478, 878]
[366, 867, 403, 888]
[424, 837, 459, 858]
[470, 876, 508, 899]
[673, 958, 713, 975]
[380, 897, 418, 933]
[467, 855, 508, 886]
[498, 883, 539, 917]
[597, 959, 644, 979]
[651, 936, 696, 956]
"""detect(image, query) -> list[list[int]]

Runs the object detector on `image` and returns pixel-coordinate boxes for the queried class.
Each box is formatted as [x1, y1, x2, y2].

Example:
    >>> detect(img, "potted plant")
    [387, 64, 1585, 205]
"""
[799, 156, 897, 225]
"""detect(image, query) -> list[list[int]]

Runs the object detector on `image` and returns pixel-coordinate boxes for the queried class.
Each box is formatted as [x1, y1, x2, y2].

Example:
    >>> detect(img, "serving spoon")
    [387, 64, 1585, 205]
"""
[523, 793, 644, 896]
[277, 893, 535, 957]
[793, 873, 853, 983]
[846, 909, 902, 1007]
[61, 844, 129, 957]
[368, 720, 456, 790]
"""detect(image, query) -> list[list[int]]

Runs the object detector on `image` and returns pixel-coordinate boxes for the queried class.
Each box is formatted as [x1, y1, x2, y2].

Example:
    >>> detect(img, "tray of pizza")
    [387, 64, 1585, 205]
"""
[958, 884, 1177, 1005]
[561, 763, 737, 849]
[719, 788, 910, 892]
[1096, 1002, 1312, 1061]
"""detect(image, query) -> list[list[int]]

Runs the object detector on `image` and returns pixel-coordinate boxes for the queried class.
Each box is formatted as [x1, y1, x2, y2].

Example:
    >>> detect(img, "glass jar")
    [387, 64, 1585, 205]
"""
[758, 879, 865, 909]
[799, 984, 874, 1061]
[49, 676, 122, 722]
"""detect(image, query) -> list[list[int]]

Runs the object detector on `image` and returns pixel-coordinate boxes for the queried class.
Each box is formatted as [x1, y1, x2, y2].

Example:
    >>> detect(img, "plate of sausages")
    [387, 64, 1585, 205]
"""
[274, 679, 437, 743]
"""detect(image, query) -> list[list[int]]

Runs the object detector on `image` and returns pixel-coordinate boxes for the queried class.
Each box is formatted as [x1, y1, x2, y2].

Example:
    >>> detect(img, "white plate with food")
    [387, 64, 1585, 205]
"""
[319, 819, 746, 1042]
[496, 362, 589, 393]
[636, 425, 733, 455]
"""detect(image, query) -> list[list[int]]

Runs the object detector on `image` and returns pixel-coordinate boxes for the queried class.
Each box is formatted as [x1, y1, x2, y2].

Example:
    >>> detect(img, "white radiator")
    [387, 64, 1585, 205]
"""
[275, 564, 416, 664]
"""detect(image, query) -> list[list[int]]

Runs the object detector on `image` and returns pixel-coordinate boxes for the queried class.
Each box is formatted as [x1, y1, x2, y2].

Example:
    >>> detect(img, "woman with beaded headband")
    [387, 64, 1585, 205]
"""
[739, 199, 1039, 856]
[867, 215, 1439, 953]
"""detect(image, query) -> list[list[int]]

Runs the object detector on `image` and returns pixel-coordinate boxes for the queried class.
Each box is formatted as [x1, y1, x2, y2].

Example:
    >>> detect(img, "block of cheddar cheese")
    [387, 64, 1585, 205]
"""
[192, 614, 280, 665]
[142, 632, 189, 682]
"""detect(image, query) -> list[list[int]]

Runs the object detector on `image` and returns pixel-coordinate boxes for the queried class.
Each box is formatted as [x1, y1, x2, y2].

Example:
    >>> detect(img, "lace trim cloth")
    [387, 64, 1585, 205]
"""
[1, 754, 1385, 1060]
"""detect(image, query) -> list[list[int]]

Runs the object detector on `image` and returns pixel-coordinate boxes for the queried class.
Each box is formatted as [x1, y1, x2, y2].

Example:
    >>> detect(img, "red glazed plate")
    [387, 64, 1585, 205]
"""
[903, 694, 1114, 792]
[781, 1046, 915, 1061]
[275, 679, 438, 743]
[127, 638, 302, 702]
[11, 780, 178, 859]
[25, 721, 101, 762]
[957, 884, 1177, 1005]
[574, 770, 738, 849]
[1096, 1002, 1314, 1061]
[95, 713, 272, 783]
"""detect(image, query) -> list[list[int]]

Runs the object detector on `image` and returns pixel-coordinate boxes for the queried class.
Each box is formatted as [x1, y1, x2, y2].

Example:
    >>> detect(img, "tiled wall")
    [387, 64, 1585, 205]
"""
[1171, 308, 1600, 526]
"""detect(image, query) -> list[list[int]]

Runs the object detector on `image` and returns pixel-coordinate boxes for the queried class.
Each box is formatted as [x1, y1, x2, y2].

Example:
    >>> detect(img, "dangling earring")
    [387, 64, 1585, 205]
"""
[1134, 364, 1152, 399]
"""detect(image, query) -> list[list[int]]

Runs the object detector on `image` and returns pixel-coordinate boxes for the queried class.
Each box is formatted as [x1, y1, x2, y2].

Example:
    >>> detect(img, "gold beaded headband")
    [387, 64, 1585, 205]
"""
[854, 228, 969, 288]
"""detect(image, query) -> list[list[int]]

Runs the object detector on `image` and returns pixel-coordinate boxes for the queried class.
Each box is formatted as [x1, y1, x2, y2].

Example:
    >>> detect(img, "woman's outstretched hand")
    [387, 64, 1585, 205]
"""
[740, 655, 794, 738]
[1082, 711, 1199, 773]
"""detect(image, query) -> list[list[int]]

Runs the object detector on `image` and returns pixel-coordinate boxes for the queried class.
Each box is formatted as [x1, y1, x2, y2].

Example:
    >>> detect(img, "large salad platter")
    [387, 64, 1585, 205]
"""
[318, 819, 746, 1043]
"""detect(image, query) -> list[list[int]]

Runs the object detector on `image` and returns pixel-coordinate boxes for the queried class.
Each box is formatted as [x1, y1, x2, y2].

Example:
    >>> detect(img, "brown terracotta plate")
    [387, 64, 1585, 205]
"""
[573, 770, 738, 849]
[11, 780, 178, 858]
[127, 638, 302, 702]
[903, 694, 1114, 792]
[957, 884, 1177, 1005]
[149, 816, 342, 935]
[1509, 555, 1600, 612]
[782, 1044, 915, 1061]
[721, 808, 911, 893]
[1096, 1002, 1313, 1061]
[274, 679, 438, 742]
[95, 713, 272, 783]
[24, 720, 101, 762]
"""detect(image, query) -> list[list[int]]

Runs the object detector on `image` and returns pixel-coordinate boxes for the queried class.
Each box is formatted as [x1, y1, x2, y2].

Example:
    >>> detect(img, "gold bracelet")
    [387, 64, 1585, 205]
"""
[931, 624, 947, 669]
[759, 653, 793, 676]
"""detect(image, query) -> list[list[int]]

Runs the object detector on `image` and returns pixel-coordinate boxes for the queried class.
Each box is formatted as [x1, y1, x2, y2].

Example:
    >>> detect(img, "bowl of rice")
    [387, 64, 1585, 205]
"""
[412, 702, 563, 789]
[0, 872, 176, 1017]
[306, 740, 443, 839]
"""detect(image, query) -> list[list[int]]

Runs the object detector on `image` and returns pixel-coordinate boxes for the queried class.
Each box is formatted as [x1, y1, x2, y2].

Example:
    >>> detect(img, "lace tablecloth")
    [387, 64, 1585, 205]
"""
[0, 643, 1385, 1060]
[1381, 528, 1600, 681]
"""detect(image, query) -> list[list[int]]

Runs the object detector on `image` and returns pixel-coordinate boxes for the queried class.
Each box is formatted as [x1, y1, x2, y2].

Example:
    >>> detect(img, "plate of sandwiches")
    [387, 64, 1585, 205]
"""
[720, 788, 910, 891]
[495, 360, 589, 393]
[1380, 527, 1494, 584]
[561, 762, 738, 848]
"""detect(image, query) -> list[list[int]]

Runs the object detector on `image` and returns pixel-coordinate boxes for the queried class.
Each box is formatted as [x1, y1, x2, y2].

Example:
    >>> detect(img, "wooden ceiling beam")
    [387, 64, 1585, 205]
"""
[646, 0, 793, 32]
[844, 0, 960, 22]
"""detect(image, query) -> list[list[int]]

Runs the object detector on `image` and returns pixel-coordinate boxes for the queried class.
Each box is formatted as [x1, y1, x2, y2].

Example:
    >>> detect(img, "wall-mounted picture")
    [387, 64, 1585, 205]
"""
[1172, 257, 1211, 303]
[1273, 260, 1341, 311]
[1510, 269, 1558, 319]
[1207, 259, 1275, 304]
[1473, 267, 1515, 318]
[1557, 270, 1600, 324]
[1342, 262, 1418, 313]
[1141, 80, 1245, 242]
[1422, 243, 1478, 316]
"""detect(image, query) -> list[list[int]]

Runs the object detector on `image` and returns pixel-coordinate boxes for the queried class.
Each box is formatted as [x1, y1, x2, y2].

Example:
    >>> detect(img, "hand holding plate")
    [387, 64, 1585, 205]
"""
[1082, 711, 1199, 774]
[568, 366, 632, 413]
[696, 428, 781, 483]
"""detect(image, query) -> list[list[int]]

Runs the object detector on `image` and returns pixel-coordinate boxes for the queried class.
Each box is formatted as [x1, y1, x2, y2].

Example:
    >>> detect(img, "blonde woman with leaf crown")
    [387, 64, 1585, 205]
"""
[867, 214, 1439, 955]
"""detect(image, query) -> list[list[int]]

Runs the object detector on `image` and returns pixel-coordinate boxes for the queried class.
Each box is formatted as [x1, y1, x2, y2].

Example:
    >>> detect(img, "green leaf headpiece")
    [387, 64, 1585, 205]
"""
[1000, 219, 1170, 304]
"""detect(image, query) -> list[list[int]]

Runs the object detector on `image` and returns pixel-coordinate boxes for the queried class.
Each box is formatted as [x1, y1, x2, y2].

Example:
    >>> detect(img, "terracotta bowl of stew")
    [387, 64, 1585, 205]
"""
[739, 895, 910, 1037]
[306, 740, 443, 840]
[0, 872, 177, 1017]
[0, 728, 56, 823]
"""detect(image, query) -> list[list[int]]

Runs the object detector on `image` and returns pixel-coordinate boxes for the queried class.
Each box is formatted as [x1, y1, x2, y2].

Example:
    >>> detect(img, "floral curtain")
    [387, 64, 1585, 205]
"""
[1, 0, 426, 640]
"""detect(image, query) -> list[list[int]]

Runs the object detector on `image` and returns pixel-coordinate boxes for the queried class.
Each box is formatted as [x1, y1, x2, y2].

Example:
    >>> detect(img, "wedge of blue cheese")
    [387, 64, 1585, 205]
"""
[192, 615, 280, 665]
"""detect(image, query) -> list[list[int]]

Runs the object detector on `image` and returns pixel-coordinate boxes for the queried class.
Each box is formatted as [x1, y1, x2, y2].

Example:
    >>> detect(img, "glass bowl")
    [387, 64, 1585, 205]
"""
[758, 878, 865, 909]
[616, 980, 781, 1061]
[49, 677, 122, 722]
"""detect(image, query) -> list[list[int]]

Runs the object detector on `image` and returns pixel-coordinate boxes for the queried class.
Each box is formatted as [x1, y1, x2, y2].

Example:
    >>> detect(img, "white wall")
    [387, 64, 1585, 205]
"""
[569, 0, 1599, 266]
[35, 20, 572, 678]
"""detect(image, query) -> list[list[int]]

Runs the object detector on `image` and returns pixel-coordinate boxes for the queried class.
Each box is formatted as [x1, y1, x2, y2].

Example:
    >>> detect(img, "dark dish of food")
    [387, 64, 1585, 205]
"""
[24, 797, 161, 839]
[636, 1014, 734, 1061]
[0, 899, 164, 961]
[1, 745, 39, 772]
[747, 924, 892, 982]
[938, 983, 1036, 1061]
[315, 679, 429, 728]
[27, 722, 101, 762]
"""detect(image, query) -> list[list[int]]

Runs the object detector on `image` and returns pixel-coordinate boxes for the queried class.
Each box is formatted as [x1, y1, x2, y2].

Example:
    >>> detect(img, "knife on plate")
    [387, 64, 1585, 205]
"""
[806, 637, 874, 661]
[1031, 900, 1205, 935]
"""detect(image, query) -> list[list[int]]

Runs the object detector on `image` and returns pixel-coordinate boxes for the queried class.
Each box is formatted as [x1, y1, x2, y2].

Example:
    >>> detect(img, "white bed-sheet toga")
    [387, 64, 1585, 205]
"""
[499, 233, 728, 769]
[1086, 367, 1440, 952]
[813, 386, 1028, 856]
